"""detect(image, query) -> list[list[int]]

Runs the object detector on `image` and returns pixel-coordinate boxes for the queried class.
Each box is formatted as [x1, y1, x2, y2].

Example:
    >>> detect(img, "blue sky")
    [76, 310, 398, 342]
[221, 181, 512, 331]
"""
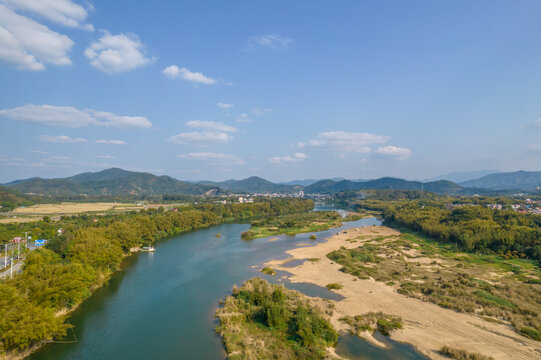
[0, 0, 540, 183]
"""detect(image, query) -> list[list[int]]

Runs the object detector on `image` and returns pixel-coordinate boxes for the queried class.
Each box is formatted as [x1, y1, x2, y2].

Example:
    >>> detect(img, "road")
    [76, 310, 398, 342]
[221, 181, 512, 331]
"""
[0, 259, 23, 279]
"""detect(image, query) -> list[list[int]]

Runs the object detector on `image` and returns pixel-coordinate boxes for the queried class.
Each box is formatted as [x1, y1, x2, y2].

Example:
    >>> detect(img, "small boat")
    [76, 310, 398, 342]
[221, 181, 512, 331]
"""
[141, 246, 156, 252]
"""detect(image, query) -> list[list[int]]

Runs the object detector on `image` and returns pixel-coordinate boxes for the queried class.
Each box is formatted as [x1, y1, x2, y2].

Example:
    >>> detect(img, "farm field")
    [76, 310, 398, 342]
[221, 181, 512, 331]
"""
[10, 202, 143, 215]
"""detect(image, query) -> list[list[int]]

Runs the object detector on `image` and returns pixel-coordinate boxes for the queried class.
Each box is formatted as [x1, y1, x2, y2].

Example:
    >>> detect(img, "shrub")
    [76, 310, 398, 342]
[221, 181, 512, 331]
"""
[261, 267, 276, 276]
[438, 345, 494, 360]
[326, 283, 343, 290]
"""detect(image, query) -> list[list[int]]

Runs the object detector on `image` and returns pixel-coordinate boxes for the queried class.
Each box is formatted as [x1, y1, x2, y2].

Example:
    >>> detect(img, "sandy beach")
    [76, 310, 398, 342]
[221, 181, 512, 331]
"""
[266, 226, 541, 360]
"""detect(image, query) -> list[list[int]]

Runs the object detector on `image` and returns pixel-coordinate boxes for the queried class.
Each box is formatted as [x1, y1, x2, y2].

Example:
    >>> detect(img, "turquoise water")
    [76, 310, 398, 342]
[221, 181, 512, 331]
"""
[29, 215, 424, 359]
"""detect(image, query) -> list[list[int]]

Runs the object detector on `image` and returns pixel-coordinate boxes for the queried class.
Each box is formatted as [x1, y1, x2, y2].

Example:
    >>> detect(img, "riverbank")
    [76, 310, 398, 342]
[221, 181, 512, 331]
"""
[266, 226, 541, 360]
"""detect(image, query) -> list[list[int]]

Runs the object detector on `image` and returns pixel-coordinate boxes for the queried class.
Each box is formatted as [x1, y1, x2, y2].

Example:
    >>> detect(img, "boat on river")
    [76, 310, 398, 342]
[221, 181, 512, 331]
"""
[140, 246, 155, 252]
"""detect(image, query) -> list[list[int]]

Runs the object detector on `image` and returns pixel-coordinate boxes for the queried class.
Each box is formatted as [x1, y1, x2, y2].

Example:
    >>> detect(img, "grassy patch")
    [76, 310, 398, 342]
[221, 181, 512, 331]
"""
[519, 327, 541, 341]
[473, 290, 517, 309]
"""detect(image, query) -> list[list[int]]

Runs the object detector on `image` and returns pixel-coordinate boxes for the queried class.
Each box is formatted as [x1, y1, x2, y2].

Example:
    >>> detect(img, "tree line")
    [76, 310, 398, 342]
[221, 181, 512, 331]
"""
[358, 199, 541, 261]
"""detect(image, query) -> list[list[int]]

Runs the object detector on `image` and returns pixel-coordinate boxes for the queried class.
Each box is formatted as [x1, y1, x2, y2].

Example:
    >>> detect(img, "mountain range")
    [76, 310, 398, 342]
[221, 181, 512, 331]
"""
[2, 168, 540, 196]
[3, 168, 220, 196]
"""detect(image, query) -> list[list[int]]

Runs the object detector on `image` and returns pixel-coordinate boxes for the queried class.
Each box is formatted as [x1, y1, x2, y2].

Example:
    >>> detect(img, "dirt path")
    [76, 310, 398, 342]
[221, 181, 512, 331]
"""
[266, 226, 541, 360]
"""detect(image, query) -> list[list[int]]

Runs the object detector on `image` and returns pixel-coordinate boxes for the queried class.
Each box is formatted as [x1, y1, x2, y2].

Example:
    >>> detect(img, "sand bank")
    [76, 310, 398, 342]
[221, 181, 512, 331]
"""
[267, 226, 541, 360]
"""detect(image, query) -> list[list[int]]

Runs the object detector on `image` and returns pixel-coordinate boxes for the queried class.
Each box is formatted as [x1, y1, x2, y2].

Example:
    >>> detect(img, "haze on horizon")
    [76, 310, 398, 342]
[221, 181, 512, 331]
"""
[1, 0, 540, 183]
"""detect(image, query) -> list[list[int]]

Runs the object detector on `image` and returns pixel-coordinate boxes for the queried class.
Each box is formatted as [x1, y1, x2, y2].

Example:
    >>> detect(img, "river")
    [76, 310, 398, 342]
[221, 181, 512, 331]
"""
[29, 211, 426, 360]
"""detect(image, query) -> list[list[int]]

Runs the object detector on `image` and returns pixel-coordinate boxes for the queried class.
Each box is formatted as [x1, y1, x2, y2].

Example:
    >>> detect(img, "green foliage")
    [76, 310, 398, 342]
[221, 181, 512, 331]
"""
[357, 199, 541, 261]
[438, 345, 494, 360]
[0, 282, 69, 351]
[216, 278, 338, 359]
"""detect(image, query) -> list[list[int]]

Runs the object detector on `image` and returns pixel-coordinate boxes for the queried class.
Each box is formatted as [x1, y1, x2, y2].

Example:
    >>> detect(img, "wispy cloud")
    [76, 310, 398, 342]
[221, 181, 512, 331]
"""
[245, 34, 292, 51]
[167, 132, 232, 145]
[217, 102, 234, 109]
[186, 120, 236, 133]
[85, 31, 155, 74]
[39, 135, 87, 143]
[0, 104, 152, 128]
[299, 131, 387, 154]
[32, 150, 51, 155]
[235, 113, 252, 123]
[96, 139, 126, 145]
[162, 65, 216, 84]
[376, 146, 412, 160]
[97, 155, 115, 159]
[178, 152, 244, 166]
[269, 152, 307, 164]
[252, 107, 272, 116]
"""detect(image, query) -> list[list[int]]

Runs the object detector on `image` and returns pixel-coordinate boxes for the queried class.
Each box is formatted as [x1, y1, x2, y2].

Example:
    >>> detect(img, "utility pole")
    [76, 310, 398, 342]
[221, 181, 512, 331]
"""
[4, 244, 6, 270]
[10, 245, 13, 279]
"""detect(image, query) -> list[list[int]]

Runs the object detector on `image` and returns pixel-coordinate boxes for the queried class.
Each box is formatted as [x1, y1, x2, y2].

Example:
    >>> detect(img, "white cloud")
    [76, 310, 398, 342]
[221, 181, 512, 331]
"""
[235, 113, 252, 123]
[186, 120, 236, 133]
[376, 145, 412, 160]
[0, 0, 94, 30]
[533, 119, 541, 128]
[91, 111, 152, 128]
[32, 150, 51, 155]
[162, 65, 216, 84]
[96, 139, 126, 145]
[39, 135, 87, 143]
[252, 107, 272, 116]
[245, 34, 292, 51]
[217, 102, 234, 109]
[0, 104, 152, 128]
[301, 131, 387, 154]
[0, 4, 74, 70]
[269, 152, 307, 164]
[167, 131, 232, 145]
[97, 155, 115, 159]
[85, 31, 154, 74]
[178, 152, 244, 166]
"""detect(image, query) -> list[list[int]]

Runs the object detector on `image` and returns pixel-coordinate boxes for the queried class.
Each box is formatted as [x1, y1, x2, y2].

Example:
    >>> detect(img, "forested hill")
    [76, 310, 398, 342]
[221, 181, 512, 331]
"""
[199, 176, 302, 194]
[304, 177, 464, 194]
[3, 168, 220, 196]
[460, 171, 541, 191]
[0, 186, 37, 211]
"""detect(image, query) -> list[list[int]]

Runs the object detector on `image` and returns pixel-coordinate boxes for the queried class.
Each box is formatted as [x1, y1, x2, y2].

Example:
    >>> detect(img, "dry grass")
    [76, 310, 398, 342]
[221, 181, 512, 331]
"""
[11, 202, 143, 215]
